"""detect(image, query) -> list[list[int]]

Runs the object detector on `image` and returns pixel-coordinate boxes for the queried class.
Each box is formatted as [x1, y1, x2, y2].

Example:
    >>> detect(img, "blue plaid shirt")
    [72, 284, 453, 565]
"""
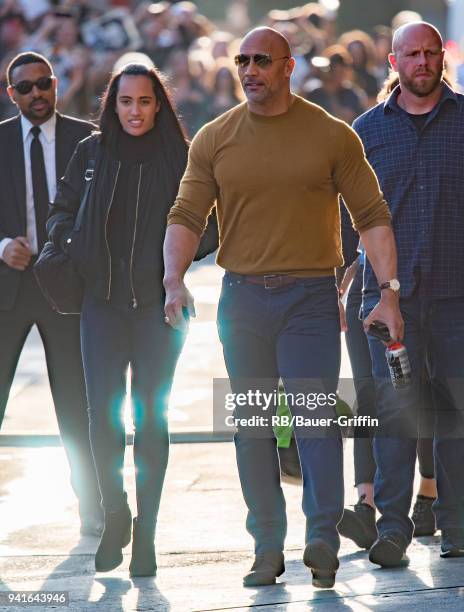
[353, 83, 464, 299]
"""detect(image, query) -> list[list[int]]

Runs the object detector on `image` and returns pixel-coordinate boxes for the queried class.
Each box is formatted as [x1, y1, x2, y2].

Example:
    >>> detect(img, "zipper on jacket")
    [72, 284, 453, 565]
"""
[129, 165, 142, 309]
[104, 162, 121, 301]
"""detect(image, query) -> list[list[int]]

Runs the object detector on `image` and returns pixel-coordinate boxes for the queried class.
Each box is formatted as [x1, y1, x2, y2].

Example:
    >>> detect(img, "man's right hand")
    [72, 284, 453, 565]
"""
[2, 237, 32, 271]
[163, 277, 196, 332]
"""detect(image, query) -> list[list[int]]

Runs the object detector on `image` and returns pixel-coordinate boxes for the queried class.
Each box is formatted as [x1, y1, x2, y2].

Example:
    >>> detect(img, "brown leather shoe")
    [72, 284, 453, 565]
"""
[303, 539, 339, 588]
[369, 535, 410, 568]
[243, 552, 285, 587]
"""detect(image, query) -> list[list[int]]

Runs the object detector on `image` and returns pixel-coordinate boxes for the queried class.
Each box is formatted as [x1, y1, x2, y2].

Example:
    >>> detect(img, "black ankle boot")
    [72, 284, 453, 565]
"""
[338, 494, 377, 550]
[129, 517, 157, 577]
[95, 498, 132, 572]
[412, 494, 436, 537]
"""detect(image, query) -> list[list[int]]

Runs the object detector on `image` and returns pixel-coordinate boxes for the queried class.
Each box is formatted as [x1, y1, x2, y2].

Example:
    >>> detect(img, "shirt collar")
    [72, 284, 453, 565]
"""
[383, 81, 458, 114]
[21, 112, 57, 144]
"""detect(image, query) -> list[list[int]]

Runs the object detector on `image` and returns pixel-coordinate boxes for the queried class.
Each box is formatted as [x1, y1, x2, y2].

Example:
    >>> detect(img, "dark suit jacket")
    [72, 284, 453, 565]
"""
[0, 112, 94, 310]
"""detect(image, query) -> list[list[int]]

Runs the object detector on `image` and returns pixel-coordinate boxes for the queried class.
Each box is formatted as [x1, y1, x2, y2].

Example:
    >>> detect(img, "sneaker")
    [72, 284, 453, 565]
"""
[440, 529, 464, 558]
[412, 495, 436, 537]
[369, 534, 409, 568]
[338, 494, 377, 549]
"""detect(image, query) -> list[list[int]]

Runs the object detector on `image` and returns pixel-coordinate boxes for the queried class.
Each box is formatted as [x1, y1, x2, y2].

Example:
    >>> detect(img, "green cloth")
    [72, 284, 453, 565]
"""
[274, 394, 354, 448]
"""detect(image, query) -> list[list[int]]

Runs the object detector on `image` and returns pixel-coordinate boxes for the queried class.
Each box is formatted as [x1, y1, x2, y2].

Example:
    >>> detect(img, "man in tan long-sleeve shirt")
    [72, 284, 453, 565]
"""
[164, 27, 403, 589]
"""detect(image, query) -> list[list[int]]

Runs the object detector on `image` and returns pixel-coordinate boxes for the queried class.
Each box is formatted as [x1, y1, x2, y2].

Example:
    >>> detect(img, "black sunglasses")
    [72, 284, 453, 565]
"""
[11, 76, 54, 96]
[234, 53, 289, 69]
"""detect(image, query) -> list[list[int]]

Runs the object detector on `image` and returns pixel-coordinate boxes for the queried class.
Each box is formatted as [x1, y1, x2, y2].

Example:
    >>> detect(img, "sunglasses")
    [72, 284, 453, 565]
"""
[234, 53, 289, 69]
[11, 76, 54, 95]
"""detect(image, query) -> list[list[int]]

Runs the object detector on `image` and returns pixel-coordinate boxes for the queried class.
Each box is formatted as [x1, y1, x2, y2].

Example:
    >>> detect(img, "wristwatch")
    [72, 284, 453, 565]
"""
[379, 278, 400, 292]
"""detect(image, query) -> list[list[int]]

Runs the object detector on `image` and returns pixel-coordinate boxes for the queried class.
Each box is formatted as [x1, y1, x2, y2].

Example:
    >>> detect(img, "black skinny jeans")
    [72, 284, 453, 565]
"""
[80, 263, 185, 523]
[345, 262, 435, 486]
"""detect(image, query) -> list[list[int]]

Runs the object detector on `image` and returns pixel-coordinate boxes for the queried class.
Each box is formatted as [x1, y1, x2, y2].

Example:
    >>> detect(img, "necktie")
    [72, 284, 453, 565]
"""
[30, 125, 50, 251]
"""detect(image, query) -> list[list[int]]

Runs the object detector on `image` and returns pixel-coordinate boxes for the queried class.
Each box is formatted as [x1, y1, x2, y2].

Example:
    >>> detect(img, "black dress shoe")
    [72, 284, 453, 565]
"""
[440, 529, 464, 558]
[129, 518, 157, 577]
[303, 539, 339, 588]
[338, 495, 377, 549]
[95, 499, 132, 572]
[243, 552, 285, 587]
[412, 495, 436, 537]
[369, 535, 409, 568]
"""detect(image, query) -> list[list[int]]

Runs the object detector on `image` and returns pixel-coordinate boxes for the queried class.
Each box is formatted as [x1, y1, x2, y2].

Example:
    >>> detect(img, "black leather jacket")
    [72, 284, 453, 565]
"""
[47, 133, 217, 307]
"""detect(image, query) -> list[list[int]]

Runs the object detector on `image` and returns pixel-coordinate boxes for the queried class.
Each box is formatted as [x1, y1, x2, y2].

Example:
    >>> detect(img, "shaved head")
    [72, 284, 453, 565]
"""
[237, 26, 294, 114]
[389, 21, 445, 102]
[392, 21, 442, 55]
[240, 27, 291, 57]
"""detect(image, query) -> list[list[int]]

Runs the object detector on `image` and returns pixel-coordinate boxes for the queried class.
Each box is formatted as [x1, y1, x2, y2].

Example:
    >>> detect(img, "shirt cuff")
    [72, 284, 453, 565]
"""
[167, 216, 204, 237]
[0, 238, 13, 261]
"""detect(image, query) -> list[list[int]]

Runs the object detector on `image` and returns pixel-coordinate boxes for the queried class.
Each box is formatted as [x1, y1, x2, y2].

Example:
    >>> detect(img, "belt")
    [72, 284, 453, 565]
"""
[230, 273, 301, 289]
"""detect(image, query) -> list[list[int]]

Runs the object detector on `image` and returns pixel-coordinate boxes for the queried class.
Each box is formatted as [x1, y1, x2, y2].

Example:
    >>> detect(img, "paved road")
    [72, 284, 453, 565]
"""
[0, 442, 462, 611]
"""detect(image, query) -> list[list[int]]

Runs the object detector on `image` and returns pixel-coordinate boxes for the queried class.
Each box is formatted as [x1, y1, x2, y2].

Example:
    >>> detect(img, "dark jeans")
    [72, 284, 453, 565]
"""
[0, 268, 101, 519]
[217, 272, 343, 554]
[363, 292, 464, 542]
[80, 274, 185, 523]
[346, 265, 435, 486]
[345, 264, 377, 486]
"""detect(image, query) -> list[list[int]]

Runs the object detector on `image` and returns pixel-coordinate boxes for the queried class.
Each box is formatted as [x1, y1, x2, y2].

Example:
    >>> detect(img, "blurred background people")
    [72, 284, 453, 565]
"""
[302, 44, 367, 123]
[165, 47, 209, 136]
[338, 29, 379, 107]
[0, 1, 460, 125]
[205, 58, 242, 120]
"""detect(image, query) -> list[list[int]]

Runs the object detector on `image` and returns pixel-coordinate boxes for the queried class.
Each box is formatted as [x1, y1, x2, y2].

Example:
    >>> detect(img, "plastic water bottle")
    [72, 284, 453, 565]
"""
[385, 342, 412, 390]
[367, 321, 412, 390]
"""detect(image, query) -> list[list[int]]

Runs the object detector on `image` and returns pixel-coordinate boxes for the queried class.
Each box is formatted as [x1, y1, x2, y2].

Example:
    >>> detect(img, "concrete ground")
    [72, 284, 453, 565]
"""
[1, 442, 463, 611]
[1, 260, 463, 610]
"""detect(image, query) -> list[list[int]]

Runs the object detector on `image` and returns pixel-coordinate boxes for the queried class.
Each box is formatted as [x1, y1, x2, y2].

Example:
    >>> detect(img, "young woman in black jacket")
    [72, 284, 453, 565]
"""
[47, 63, 191, 577]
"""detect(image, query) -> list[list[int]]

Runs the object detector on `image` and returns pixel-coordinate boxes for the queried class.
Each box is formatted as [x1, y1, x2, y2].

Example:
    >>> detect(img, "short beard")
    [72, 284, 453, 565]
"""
[23, 101, 54, 123]
[243, 84, 271, 105]
[401, 71, 442, 97]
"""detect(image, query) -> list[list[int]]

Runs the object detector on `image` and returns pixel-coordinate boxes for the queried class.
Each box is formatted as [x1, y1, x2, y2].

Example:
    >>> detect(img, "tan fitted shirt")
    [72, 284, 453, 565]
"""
[167, 95, 391, 276]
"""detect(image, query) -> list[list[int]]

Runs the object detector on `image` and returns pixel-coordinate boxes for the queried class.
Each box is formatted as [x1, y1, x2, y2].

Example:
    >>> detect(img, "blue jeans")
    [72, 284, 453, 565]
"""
[363, 292, 464, 543]
[217, 273, 343, 554]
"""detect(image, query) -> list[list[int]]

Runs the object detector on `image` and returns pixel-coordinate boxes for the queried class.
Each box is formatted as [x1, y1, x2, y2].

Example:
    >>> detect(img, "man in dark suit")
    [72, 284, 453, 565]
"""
[0, 52, 102, 535]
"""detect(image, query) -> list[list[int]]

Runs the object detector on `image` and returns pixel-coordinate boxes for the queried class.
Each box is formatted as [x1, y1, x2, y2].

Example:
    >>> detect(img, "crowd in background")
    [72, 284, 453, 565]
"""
[1, 0, 464, 136]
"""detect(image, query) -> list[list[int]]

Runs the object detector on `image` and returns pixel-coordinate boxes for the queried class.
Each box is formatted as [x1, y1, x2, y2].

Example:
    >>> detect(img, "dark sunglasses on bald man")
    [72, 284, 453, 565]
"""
[234, 53, 289, 69]
[11, 76, 54, 96]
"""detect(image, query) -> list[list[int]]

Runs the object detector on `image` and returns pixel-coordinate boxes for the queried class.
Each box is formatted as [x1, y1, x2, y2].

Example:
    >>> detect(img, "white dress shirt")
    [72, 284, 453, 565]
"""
[0, 113, 57, 258]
